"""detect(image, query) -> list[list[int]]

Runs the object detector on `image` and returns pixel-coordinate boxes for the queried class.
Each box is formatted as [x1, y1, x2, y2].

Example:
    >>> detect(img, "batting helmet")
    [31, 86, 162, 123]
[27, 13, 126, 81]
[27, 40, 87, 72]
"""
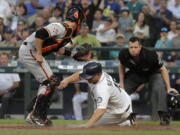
[80, 62, 102, 80]
[167, 91, 180, 109]
[66, 6, 86, 36]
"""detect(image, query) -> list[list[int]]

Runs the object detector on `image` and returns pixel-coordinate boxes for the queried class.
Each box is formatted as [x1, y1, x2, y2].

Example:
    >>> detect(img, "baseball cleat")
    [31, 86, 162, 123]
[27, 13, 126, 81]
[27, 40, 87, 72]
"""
[26, 113, 53, 127]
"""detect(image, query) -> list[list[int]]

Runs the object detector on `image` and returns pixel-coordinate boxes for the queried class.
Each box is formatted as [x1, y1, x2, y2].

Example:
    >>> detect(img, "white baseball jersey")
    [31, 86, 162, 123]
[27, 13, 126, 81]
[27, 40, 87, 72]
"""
[24, 22, 66, 47]
[87, 72, 131, 115]
[0, 73, 20, 91]
[19, 22, 68, 83]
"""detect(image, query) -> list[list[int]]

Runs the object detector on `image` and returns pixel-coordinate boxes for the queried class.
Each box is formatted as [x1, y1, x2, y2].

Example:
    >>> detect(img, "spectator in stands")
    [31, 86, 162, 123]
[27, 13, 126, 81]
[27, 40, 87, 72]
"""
[151, 0, 161, 10]
[118, 36, 177, 125]
[0, 53, 20, 119]
[92, 9, 104, 34]
[168, 20, 178, 40]
[141, 2, 157, 46]
[49, 6, 63, 22]
[73, 24, 101, 46]
[35, 0, 56, 8]
[29, 16, 46, 33]
[154, 0, 173, 30]
[81, 0, 102, 30]
[127, 0, 144, 19]
[55, 0, 66, 13]
[118, 7, 134, 43]
[168, 0, 180, 19]
[15, 20, 28, 41]
[118, 0, 128, 9]
[103, 0, 121, 17]
[73, 24, 101, 59]
[0, 0, 12, 25]
[0, 27, 20, 56]
[96, 17, 116, 59]
[41, 8, 52, 24]
[96, 17, 116, 44]
[0, 17, 7, 42]
[110, 33, 127, 59]
[109, 13, 119, 32]
[171, 23, 180, 60]
[133, 12, 150, 46]
[22, 0, 38, 17]
[155, 27, 172, 59]
[0, 28, 19, 47]
[11, 3, 27, 31]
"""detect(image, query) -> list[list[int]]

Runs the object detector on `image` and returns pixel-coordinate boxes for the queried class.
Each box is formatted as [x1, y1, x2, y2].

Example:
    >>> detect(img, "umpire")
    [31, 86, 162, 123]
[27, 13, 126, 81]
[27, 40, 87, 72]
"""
[118, 37, 178, 125]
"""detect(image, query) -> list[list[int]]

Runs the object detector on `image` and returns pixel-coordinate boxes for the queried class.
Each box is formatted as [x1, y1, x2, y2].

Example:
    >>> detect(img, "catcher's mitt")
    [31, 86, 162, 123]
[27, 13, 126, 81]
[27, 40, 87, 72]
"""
[167, 91, 180, 110]
[71, 44, 92, 61]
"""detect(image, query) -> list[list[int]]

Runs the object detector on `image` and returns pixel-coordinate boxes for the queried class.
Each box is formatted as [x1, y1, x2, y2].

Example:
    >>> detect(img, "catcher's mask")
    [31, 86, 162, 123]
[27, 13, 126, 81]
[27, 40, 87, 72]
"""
[167, 91, 180, 110]
[66, 6, 86, 37]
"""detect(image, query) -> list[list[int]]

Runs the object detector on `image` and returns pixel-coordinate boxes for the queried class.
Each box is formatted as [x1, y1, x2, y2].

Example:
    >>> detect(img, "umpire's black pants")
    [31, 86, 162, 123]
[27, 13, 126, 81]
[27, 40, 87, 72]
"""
[124, 71, 167, 120]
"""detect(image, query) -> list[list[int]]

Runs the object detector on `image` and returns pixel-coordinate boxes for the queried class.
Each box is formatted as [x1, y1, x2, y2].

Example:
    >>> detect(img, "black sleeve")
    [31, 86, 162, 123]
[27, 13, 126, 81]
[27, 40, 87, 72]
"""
[118, 49, 126, 65]
[35, 28, 50, 40]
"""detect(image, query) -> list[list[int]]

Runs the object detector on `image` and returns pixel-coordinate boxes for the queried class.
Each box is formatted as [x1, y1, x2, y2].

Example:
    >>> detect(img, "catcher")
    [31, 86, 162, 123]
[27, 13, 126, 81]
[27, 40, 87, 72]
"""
[18, 6, 89, 127]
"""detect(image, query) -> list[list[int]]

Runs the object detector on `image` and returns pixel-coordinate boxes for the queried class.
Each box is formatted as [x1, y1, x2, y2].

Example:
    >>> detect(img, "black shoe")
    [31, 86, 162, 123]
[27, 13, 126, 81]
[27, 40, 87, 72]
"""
[128, 113, 136, 126]
[158, 111, 170, 126]
[26, 113, 53, 127]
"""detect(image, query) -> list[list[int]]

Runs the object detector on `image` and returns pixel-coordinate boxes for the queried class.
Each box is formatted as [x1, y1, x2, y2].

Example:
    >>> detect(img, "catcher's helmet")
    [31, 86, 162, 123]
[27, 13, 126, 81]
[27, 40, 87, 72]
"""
[167, 91, 180, 109]
[80, 62, 102, 80]
[66, 6, 86, 36]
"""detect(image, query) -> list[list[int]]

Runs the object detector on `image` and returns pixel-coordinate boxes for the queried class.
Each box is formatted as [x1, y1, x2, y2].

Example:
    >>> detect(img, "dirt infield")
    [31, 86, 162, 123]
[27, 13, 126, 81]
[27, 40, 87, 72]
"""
[0, 123, 180, 132]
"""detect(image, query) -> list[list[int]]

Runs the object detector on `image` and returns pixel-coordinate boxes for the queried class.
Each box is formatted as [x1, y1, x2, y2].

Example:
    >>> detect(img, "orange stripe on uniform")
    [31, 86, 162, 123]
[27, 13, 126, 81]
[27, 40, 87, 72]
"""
[29, 50, 50, 80]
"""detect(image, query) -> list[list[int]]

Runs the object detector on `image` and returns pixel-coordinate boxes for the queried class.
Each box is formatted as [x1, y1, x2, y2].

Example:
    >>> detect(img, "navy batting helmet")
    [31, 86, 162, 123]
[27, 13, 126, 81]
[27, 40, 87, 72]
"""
[80, 62, 102, 79]
[167, 91, 180, 109]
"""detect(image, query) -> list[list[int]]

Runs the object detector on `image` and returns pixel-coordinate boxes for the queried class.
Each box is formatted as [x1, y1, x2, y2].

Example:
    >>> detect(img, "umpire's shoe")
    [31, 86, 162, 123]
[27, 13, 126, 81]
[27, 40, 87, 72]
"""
[158, 111, 170, 126]
[26, 113, 53, 127]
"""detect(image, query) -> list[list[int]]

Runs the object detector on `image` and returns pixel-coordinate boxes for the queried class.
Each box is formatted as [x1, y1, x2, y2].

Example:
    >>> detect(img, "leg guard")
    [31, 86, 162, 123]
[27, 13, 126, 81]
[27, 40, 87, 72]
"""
[28, 75, 59, 121]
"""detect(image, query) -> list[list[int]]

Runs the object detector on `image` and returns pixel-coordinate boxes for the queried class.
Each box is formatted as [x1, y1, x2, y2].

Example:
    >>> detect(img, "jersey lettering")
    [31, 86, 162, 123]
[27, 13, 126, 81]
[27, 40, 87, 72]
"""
[105, 74, 112, 86]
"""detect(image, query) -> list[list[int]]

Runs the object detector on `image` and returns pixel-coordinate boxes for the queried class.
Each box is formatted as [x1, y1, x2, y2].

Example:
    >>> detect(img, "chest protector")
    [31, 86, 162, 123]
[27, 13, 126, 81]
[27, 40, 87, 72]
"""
[42, 23, 73, 56]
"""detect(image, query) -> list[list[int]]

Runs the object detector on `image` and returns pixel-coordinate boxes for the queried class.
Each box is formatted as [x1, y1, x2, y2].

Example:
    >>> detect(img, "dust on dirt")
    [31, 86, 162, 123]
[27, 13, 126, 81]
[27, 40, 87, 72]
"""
[0, 122, 179, 132]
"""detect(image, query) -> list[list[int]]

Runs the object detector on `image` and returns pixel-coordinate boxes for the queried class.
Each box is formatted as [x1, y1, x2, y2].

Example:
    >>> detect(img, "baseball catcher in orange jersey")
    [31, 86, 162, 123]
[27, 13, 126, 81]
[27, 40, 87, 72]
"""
[18, 6, 88, 127]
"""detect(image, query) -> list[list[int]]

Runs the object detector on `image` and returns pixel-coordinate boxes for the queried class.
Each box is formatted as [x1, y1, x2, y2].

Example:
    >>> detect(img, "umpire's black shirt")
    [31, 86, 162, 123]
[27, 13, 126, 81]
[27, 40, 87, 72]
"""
[119, 47, 163, 76]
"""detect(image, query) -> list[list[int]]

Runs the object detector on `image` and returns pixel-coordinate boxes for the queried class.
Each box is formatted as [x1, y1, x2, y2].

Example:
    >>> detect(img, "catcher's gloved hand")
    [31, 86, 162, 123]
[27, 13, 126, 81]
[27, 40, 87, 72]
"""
[71, 44, 92, 61]
[167, 90, 180, 109]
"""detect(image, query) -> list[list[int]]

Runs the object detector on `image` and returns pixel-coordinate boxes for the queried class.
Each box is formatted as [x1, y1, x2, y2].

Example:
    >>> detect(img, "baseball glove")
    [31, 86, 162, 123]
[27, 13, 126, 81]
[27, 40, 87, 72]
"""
[167, 91, 180, 109]
[71, 44, 92, 61]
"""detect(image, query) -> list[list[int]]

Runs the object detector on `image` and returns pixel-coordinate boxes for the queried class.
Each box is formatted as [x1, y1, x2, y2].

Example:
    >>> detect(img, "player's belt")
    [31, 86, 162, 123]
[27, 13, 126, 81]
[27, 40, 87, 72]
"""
[23, 42, 28, 45]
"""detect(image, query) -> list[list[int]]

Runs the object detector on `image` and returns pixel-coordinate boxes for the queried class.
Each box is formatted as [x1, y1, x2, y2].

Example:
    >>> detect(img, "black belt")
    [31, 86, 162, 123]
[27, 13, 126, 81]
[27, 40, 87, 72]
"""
[23, 42, 28, 45]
